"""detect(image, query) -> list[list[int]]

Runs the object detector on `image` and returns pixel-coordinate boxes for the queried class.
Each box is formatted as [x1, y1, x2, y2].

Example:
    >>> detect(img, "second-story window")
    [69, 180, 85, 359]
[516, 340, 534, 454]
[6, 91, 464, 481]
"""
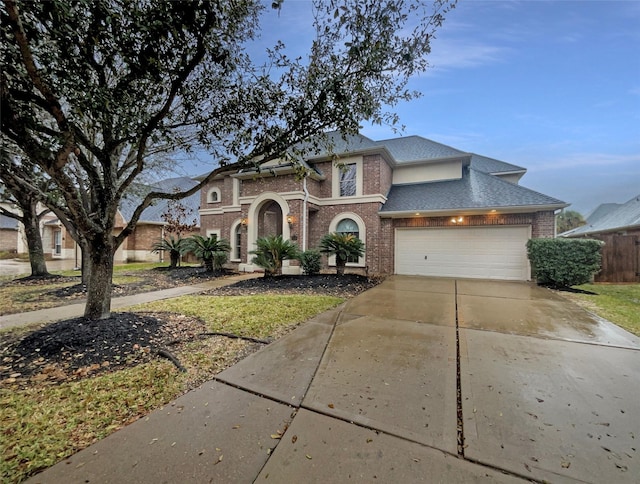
[339, 163, 357, 197]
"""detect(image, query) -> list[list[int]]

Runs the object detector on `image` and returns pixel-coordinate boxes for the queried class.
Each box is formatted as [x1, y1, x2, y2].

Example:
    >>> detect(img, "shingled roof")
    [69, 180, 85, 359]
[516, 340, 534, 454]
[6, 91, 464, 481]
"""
[0, 214, 18, 230]
[380, 166, 566, 215]
[469, 154, 525, 175]
[565, 195, 640, 236]
[119, 177, 200, 226]
[375, 135, 466, 162]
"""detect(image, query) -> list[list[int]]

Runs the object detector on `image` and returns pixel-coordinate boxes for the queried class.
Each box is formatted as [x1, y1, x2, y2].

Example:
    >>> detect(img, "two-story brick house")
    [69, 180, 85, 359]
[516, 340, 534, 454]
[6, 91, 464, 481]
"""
[199, 132, 566, 280]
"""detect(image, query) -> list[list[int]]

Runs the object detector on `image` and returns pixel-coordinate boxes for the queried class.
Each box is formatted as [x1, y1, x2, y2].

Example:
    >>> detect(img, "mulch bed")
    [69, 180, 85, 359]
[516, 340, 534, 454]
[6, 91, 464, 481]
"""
[208, 273, 381, 297]
[0, 273, 382, 388]
[1, 312, 206, 387]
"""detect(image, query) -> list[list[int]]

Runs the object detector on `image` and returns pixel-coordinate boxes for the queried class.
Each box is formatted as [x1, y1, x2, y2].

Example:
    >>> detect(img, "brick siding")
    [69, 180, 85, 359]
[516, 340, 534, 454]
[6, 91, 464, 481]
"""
[199, 157, 556, 276]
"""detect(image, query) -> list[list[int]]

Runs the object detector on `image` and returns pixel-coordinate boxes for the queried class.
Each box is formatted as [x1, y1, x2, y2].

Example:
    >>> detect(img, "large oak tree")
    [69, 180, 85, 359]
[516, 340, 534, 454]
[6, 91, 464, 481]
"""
[1, 0, 455, 319]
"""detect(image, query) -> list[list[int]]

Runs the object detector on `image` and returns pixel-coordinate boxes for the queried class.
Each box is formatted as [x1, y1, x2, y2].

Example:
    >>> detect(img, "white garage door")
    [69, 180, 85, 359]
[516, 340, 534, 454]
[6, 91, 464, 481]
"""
[395, 226, 531, 280]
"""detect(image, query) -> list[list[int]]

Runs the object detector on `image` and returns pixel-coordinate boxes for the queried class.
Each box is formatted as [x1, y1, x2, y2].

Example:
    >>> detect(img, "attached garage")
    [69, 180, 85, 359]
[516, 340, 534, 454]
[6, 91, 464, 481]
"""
[395, 226, 531, 280]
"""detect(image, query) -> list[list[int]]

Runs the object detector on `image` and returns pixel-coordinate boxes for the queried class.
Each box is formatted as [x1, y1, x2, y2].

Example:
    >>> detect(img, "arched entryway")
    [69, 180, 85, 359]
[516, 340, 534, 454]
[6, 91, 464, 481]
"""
[242, 192, 297, 273]
[257, 200, 283, 239]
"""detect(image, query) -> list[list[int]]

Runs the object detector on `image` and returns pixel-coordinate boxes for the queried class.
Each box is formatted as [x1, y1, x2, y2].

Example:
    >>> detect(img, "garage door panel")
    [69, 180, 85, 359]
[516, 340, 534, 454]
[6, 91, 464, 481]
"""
[395, 227, 530, 280]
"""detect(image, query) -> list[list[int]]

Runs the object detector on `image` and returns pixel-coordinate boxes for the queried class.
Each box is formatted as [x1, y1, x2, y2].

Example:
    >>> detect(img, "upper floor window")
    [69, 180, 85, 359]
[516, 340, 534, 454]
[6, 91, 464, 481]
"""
[207, 187, 221, 204]
[339, 163, 357, 197]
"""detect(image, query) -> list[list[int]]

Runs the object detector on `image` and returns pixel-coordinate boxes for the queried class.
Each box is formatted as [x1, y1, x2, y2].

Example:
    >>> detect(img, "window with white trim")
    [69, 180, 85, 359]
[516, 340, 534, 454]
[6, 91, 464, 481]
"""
[233, 223, 242, 261]
[328, 212, 366, 267]
[339, 163, 357, 197]
[207, 187, 221, 203]
[336, 218, 360, 263]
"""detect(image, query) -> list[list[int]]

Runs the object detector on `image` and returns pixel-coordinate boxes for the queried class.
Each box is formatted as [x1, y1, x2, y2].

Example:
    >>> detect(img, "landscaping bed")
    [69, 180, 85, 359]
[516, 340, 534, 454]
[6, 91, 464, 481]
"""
[1, 273, 381, 483]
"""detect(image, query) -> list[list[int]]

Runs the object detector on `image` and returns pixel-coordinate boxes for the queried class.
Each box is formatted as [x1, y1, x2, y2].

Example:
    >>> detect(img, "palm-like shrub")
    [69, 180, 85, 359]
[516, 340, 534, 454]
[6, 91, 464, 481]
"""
[250, 235, 299, 277]
[319, 232, 365, 275]
[186, 234, 231, 272]
[151, 236, 187, 269]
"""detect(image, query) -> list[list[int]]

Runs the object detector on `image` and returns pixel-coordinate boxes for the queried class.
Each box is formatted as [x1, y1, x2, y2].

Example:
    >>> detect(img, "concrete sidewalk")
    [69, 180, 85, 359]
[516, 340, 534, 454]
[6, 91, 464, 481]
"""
[25, 276, 640, 483]
[0, 273, 260, 330]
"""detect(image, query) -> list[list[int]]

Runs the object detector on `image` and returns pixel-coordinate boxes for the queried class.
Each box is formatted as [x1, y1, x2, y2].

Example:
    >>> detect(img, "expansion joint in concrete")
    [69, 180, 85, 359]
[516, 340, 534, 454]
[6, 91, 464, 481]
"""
[455, 280, 465, 457]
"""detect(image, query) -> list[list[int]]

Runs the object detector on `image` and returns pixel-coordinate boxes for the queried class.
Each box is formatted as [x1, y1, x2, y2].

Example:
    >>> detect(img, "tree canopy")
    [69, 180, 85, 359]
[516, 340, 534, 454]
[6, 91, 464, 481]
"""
[0, 0, 456, 319]
[556, 210, 586, 234]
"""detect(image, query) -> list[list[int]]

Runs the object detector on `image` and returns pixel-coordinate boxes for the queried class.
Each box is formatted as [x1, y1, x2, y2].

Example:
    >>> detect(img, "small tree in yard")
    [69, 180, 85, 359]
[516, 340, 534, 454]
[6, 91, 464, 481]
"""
[251, 235, 299, 277]
[151, 236, 186, 269]
[319, 232, 365, 276]
[186, 235, 231, 273]
[161, 193, 198, 239]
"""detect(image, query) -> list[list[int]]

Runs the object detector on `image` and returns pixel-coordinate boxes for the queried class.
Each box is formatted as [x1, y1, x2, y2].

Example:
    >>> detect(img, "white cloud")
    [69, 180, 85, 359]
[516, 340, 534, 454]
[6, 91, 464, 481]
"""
[427, 39, 510, 71]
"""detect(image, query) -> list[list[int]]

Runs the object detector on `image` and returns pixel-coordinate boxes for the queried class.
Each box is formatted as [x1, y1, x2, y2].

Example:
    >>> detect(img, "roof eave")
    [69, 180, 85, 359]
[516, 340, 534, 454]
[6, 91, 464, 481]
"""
[231, 164, 326, 181]
[566, 222, 640, 237]
[379, 203, 568, 219]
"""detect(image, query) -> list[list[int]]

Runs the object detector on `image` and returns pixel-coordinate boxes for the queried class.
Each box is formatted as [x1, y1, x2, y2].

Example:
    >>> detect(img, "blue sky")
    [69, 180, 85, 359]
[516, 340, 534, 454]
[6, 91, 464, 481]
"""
[185, 0, 640, 216]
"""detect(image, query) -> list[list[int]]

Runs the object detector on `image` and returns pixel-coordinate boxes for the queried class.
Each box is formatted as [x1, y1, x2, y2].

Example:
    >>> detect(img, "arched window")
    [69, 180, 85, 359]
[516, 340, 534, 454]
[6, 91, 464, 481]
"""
[336, 218, 359, 237]
[328, 213, 366, 267]
[207, 187, 221, 204]
[336, 218, 360, 263]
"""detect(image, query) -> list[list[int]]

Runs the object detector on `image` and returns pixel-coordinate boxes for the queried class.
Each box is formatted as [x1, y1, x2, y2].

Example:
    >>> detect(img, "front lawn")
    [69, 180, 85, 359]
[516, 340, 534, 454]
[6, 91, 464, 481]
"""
[0, 264, 207, 316]
[0, 293, 344, 483]
[563, 283, 640, 336]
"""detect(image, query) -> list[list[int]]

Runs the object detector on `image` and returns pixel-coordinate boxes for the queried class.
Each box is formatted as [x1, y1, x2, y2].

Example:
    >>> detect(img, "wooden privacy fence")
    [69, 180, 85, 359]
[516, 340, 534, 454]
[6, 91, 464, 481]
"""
[594, 233, 640, 283]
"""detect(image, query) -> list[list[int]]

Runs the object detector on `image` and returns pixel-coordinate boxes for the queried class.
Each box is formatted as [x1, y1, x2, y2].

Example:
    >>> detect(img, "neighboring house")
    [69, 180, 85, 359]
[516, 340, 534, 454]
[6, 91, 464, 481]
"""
[563, 194, 640, 282]
[0, 212, 19, 253]
[117, 176, 201, 262]
[11, 177, 200, 263]
[199, 132, 567, 280]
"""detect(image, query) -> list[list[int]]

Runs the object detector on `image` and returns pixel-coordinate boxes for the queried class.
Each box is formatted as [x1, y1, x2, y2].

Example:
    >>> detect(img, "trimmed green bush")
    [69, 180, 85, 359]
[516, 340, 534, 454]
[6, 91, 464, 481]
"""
[526, 238, 604, 287]
[299, 249, 322, 275]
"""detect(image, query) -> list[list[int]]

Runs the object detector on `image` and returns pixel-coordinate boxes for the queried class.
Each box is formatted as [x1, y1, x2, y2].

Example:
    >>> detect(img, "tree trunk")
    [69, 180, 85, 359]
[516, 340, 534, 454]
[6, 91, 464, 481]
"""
[80, 242, 91, 286]
[22, 201, 49, 277]
[84, 241, 115, 320]
[336, 257, 346, 276]
[204, 256, 214, 272]
[170, 251, 179, 269]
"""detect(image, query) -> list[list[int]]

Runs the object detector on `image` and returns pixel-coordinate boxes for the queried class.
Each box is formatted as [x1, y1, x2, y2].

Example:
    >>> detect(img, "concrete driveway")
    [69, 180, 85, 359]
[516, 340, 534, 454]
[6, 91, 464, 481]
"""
[29, 275, 640, 483]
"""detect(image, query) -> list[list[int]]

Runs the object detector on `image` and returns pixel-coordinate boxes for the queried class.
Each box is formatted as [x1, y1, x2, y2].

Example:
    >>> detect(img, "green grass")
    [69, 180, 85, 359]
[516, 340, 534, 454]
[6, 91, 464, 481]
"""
[131, 294, 344, 338]
[1, 294, 344, 483]
[570, 283, 640, 336]
[1, 361, 182, 483]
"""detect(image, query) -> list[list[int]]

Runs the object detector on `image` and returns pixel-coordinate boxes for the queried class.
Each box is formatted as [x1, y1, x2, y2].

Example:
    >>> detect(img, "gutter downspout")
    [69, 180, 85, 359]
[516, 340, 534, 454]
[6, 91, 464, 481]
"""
[302, 176, 309, 252]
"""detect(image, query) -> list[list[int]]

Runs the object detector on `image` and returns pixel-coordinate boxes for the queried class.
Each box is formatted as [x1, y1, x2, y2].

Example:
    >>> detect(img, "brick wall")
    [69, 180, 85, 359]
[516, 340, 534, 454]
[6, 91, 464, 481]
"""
[362, 154, 392, 196]
[307, 202, 383, 273]
[531, 211, 556, 238]
[0, 229, 18, 252]
[240, 174, 302, 197]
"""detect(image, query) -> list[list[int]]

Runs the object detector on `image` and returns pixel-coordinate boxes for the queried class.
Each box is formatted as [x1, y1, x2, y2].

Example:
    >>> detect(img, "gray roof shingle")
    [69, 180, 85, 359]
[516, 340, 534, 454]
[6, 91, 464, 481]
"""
[301, 131, 378, 159]
[566, 195, 640, 236]
[470, 154, 525, 175]
[376, 136, 466, 162]
[119, 177, 200, 225]
[380, 167, 566, 214]
[0, 214, 18, 230]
